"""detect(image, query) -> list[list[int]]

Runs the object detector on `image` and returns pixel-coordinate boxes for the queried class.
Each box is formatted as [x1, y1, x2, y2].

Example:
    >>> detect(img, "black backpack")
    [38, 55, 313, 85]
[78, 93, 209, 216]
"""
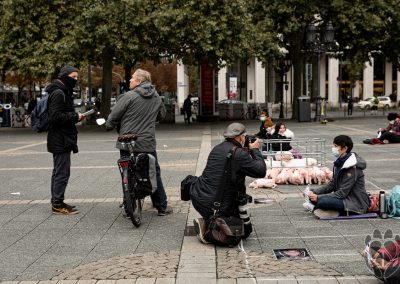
[31, 93, 50, 132]
[31, 92, 64, 133]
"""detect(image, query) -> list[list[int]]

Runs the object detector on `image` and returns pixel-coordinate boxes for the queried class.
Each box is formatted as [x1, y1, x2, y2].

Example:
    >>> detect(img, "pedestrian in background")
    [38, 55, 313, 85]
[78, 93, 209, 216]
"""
[47, 66, 85, 215]
[371, 95, 379, 115]
[347, 96, 353, 116]
[183, 94, 192, 124]
[27, 98, 37, 115]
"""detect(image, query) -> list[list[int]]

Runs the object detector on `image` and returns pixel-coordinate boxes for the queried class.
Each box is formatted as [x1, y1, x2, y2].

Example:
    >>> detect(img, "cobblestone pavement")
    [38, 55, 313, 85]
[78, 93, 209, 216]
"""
[1, 115, 399, 283]
[54, 251, 180, 280]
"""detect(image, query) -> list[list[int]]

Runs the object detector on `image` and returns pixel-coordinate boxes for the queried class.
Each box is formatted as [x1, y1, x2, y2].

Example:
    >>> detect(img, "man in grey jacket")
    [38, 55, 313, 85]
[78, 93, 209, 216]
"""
[106, 68, 172, 216]
[308, 135, 370, 219]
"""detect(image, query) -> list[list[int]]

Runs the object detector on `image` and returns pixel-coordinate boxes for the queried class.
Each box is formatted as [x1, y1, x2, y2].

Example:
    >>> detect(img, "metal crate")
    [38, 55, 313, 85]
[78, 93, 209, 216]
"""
[261, 138, 326, 168]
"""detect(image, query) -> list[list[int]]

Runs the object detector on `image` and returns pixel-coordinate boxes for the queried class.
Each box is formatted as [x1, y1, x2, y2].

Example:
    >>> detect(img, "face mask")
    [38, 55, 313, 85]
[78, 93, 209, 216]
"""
[389, 120, 395, 124]
[63, 76, 77, 90]
[331, 147, 340, 158]
[260, 116, 266, 122]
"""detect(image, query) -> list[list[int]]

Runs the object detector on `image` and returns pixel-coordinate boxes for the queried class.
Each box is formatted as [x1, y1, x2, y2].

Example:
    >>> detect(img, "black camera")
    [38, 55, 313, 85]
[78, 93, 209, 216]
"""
[238, 193, 253, 205]
[244, 135, 257, 147]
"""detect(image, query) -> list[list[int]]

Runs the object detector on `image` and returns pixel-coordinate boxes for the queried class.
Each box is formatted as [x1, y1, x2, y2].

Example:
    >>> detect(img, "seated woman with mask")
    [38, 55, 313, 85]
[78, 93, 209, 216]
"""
[256, 112, 274, 139]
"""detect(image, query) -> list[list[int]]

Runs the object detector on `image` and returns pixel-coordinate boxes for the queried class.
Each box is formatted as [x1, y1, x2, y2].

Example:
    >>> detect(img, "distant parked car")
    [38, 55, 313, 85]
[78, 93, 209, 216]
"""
[357, 96, 394, 109]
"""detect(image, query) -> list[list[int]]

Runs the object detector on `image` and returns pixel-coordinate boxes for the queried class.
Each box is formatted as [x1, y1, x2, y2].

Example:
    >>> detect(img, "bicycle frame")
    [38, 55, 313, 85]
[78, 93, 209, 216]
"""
[117, 158, 131, 194]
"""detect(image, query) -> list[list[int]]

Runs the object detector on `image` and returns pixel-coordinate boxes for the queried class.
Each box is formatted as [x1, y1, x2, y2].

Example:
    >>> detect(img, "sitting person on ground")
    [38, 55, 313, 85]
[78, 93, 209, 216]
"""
[256, 111, 274, 139]
[363, 113, 400, 145]
[270, 122, 302, 158]
[361, 237, 400, 283]
[306, 135, 369, 218]
[270, 121, 294, 152]
[190, 122, 267, 244]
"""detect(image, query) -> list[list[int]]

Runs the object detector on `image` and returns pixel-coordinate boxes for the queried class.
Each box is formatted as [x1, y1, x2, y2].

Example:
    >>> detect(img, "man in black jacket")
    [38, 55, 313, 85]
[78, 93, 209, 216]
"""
[46, 66, 84, 215]
[190, 123, 267, 244]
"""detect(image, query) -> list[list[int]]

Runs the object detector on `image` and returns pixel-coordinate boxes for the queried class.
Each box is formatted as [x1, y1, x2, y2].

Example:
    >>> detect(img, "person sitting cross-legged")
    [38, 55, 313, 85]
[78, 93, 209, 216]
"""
[363, 113, 400, 145]
[307, 135, 370, 219]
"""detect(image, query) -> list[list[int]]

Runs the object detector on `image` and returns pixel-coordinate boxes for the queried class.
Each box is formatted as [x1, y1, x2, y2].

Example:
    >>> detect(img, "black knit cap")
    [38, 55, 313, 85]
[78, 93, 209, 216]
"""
[58, 66, 78, 78]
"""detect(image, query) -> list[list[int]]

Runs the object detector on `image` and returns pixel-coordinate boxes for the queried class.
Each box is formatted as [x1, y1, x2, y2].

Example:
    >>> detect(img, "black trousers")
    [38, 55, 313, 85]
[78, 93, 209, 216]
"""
[379, 132, 400, 143]
[51, 151, 71, 205]
[120, 150, 168, 211]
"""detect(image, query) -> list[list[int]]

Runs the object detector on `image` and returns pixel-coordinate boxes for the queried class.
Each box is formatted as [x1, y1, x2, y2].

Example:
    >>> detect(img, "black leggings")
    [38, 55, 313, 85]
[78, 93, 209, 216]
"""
[379, 132, 400, 143]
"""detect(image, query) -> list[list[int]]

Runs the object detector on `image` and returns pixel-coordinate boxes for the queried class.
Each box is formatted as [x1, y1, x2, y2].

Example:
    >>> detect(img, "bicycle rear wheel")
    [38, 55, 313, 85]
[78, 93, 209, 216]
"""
[124, 190, 142, 227]
[132, 197, 143, 227]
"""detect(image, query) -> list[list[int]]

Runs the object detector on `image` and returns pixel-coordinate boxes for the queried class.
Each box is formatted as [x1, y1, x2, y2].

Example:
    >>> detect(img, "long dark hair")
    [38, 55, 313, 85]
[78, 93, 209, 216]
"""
[274, 122, 286, 135]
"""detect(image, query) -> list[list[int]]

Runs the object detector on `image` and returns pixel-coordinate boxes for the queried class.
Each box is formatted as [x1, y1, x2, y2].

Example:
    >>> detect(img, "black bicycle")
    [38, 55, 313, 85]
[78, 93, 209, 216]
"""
[117, 134, 144, 227]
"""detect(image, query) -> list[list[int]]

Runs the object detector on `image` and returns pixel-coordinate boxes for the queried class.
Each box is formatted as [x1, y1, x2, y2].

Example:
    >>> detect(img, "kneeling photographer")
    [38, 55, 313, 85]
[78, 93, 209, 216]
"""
[190, 123, 266, 245]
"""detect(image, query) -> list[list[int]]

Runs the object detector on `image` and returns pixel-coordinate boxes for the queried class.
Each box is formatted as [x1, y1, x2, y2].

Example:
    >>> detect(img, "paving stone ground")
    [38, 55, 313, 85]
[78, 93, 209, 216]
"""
[1, 112, 398, 283]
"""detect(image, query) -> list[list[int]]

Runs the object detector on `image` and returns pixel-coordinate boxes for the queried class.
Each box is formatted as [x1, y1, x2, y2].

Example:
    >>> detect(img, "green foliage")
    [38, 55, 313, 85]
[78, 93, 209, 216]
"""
[0, 0, 72, 78]
[1, 0, 400, 98]
[158, 0, 266, 68]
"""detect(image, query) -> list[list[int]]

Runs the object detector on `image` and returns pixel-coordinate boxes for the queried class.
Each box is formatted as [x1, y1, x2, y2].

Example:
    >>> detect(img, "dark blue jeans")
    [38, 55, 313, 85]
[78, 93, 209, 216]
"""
[314, 195, 345, 212]
[120, 150, 168, 211]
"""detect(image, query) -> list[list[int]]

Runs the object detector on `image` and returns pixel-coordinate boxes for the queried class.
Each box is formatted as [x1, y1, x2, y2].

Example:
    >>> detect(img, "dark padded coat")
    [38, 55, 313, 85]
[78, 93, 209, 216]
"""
[46, 80, 79, 154]
[270, 132, 292, 151]
[190, 139, 266, 219]
[312, 152, 369, 214]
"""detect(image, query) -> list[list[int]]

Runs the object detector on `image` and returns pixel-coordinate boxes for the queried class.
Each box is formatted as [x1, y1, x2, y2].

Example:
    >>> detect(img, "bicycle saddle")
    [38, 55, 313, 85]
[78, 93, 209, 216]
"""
[117, 133, 138, 142]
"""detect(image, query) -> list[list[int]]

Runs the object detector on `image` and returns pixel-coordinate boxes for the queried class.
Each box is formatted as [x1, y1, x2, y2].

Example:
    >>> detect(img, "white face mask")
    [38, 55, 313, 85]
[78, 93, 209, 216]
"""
[389, 120, 395, 124]
[331, 147, 340, 158]
[260, 116, 266, 122]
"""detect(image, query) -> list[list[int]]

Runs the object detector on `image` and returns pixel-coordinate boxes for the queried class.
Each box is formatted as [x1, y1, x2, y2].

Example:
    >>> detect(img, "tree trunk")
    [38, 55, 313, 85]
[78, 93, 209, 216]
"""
[289, 32, 305, 120]
[100, 49, 113, 118]
[124, 60, 137, 91]
[124, 64, 131, 92]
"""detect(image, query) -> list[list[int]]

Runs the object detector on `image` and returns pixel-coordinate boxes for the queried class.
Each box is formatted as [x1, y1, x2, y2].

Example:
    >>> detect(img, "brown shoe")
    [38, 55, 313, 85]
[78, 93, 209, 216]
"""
[193, 218, 211, 244]
[52, 204, 79, 215]
[63, 202, 76, 210]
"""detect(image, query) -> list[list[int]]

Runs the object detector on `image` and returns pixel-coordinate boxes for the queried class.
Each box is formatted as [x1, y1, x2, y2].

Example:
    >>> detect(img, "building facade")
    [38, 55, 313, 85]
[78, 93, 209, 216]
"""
[176, 56, 400, 117]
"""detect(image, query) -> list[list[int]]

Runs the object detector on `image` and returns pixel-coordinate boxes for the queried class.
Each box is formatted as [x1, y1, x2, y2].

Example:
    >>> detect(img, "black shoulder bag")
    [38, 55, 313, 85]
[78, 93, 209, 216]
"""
[204, 146, 245, 246]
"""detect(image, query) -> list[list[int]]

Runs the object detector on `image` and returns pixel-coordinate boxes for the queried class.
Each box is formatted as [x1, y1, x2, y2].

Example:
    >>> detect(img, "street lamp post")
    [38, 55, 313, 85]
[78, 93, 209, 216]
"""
[279, 59, 292, 119]
[305, 21, 335, 122]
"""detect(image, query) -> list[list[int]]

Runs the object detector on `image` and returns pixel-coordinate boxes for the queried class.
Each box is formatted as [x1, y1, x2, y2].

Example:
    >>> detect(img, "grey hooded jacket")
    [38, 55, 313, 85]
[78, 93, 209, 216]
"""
[312, 152, 370, 214]
[106, 81, 166, 152]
